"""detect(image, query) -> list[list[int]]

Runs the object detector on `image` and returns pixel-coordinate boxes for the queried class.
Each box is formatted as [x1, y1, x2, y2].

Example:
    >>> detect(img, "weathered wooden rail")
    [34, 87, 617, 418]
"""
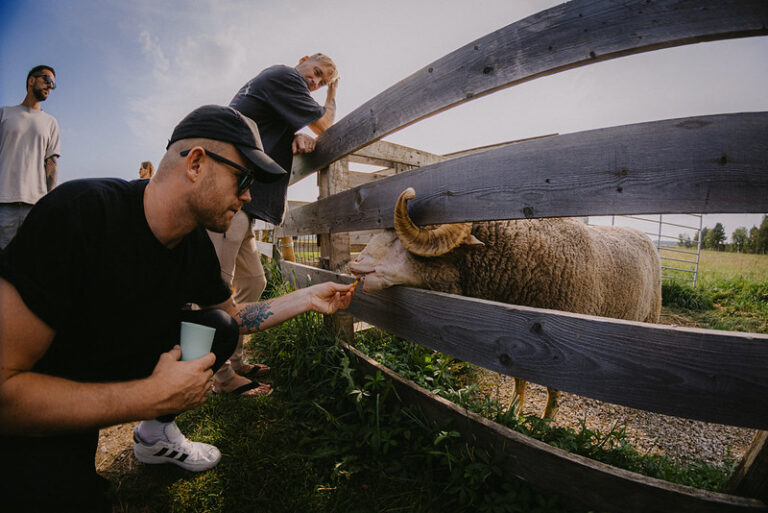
[283, 262, 768, 431]
[282, 112, 768, 235]
[259, 0, 768, 510]
[289, 0, 768, 182]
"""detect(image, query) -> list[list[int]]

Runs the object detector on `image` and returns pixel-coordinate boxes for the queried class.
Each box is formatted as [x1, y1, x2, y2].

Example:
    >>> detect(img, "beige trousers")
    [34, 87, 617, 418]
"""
[208, 209, 267, 383]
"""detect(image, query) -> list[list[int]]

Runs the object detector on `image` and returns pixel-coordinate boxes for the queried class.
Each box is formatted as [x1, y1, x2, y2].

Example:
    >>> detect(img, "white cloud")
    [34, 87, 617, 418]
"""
[138, 30, 170, 78]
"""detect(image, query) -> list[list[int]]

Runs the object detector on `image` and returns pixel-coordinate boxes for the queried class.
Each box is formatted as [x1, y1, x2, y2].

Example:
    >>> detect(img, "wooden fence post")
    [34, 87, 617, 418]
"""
[728, 431, 768, 502]
[317, 158, 354, 341]
[278, 235, 296, 262]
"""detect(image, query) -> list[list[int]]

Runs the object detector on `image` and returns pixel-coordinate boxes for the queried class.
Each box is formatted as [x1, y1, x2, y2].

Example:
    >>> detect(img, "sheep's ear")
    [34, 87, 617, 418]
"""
[462, 234, 484, 247]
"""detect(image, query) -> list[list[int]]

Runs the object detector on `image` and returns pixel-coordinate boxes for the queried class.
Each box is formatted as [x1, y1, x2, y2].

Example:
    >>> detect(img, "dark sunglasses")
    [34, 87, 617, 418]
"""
[180, 148, 255, 195]
[34, 74, 56, 89]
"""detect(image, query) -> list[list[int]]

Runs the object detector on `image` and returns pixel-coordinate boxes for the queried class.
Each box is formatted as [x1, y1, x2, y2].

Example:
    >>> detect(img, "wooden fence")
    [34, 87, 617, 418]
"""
[256, 1, 768, 511]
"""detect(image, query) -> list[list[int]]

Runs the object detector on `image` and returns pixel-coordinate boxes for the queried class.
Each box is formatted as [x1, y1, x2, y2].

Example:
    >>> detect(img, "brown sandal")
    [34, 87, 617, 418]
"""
[240, 363, 271, 377]
[213, 381, 272, 397]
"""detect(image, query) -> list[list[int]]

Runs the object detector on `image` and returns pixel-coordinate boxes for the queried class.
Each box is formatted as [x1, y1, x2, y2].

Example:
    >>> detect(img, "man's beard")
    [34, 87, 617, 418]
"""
[191, 185, 235, 233]
[197, 203, 233, 233]
[205, 215, 233, 234]
[33, 87, 48, 102]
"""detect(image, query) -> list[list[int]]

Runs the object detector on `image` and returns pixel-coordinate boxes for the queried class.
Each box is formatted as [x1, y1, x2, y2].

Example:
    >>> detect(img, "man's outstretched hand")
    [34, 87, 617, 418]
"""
[305, 281, 355, 314]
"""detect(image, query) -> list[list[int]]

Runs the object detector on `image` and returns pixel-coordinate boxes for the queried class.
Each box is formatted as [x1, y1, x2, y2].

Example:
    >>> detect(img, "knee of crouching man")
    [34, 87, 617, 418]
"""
[182, 308, 239, 370]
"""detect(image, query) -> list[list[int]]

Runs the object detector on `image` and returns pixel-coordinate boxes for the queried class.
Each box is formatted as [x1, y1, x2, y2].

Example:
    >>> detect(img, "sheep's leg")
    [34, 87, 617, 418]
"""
[544, 387, 560, 419]
[512, 377, 527, 415]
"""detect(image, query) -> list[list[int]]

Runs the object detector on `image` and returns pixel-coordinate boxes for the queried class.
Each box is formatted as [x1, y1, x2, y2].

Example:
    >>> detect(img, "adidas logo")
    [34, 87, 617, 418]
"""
[151, 447, 190, 463]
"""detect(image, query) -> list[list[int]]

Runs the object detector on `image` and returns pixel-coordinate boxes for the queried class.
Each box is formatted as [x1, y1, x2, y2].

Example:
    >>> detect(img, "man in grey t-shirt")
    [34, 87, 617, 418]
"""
[0, 65, 61, 249]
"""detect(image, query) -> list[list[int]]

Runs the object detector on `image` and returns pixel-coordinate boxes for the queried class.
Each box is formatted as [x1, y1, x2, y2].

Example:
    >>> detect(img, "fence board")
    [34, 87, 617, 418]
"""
[351, 140, 445, 167]
[281, 261, 768, 430]
[343, 341, 767, 513]
[255, 240, 272, 258]
[729, 432, 768, 502]
[347, 170, 395, 189]
[290, 0, 768, 182]
[281, 112, 768, 235]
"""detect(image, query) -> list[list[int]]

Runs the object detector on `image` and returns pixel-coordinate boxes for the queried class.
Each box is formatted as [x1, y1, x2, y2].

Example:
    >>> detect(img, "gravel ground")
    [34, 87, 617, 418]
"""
[475, 370, 755, 467]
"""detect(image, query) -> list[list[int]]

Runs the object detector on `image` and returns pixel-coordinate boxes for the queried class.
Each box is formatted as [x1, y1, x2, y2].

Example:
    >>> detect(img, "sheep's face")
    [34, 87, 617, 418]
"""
[349, 230, 426, 293]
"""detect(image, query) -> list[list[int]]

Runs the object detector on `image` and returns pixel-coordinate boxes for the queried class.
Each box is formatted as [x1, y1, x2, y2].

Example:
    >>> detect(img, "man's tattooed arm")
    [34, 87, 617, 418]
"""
[236, 302, 274, 332]
[45, 155, 58, 191]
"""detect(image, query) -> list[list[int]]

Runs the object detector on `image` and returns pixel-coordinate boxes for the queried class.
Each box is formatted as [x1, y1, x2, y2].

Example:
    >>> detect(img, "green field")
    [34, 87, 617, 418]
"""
[660, 248, 768, 282]
[697, 249, 768, 283]
[661, 249, 768, 334]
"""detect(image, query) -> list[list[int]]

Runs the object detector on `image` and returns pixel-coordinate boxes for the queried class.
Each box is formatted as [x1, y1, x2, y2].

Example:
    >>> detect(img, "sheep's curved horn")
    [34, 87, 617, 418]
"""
[393, 188, 473, 257]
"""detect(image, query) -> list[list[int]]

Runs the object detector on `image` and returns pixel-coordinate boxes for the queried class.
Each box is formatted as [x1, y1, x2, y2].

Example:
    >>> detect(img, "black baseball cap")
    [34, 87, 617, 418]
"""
[167, 105, 287, 183]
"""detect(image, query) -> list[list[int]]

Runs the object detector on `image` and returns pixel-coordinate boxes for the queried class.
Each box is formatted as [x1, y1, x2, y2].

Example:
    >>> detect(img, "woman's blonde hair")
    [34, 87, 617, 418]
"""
[139, 161, 155, 178]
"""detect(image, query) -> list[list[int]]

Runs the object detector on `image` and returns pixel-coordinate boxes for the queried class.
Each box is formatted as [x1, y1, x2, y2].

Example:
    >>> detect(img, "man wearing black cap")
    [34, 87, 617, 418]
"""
[0, 105, 355, 512]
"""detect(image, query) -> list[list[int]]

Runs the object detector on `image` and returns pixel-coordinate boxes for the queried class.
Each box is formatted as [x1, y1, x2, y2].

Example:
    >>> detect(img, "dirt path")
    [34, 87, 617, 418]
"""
[96, 421, 139, 474]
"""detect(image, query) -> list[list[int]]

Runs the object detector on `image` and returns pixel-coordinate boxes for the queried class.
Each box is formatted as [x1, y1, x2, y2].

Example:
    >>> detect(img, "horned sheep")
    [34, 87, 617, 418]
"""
[349, 188, 662, 419]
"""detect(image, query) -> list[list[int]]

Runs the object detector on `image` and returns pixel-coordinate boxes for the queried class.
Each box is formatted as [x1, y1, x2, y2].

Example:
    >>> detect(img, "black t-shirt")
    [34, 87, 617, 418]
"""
[0, 178, 231, 382]
[230, 65, 325, 224]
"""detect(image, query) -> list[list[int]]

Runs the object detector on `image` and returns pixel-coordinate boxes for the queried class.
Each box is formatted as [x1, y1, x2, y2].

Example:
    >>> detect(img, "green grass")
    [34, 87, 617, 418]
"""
[659, 249, 768, 283]
[697, 249, 768, 284]
[661, 251, 768, 334]
[352, 330, 737, 492]
[106, 258, 754, 512]
[662, 281, 714, 310]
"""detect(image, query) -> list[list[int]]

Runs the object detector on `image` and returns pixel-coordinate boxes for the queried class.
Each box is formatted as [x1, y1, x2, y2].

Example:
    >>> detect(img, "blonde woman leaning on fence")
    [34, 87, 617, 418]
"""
[139, 160, 154, 179]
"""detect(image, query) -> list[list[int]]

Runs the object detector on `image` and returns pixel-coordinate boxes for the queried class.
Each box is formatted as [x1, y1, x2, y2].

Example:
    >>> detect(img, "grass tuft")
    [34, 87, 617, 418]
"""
[662, 281, 713, 310]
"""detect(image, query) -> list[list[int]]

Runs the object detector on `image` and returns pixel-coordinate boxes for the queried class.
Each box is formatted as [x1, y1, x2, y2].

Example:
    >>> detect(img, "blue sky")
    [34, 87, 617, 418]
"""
[2, 0, 767, 239]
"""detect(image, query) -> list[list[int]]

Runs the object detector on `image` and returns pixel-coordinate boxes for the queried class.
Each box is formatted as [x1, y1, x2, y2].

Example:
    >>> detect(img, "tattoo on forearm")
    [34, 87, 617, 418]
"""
[237, 302, 274, 331]
[45, 156, 57, 191]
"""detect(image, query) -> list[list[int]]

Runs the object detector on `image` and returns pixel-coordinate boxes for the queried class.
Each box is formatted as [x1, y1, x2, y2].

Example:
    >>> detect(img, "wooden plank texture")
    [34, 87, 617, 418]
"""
[281, 262, 768, 430]
[351, 140, 445, 167]
[729, 432, 768, 502]
[443, 134, 558, 158]
[281, 112, 768, 235]
[252, 220, 273, 231]
[290, 0, 768, 182]
[347, 170, 395, 189]
[343, 342, 768, 513]
[348, 229, 383, 247]
[317, 160, 354, 339]
[254, 240, 272, 257]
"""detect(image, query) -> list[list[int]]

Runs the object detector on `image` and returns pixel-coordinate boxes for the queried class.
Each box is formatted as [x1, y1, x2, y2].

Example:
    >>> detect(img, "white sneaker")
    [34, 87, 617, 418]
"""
[133, 422, 221, 472]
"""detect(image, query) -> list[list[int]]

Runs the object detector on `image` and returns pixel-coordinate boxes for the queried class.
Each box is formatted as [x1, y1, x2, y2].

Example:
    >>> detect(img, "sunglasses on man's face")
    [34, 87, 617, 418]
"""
[180, 148, 255, 195]
[34, 74, 56, 89]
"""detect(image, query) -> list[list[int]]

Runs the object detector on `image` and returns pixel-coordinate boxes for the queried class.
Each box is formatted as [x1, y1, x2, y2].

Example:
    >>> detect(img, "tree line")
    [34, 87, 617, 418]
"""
[678, 214, 768, 253]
